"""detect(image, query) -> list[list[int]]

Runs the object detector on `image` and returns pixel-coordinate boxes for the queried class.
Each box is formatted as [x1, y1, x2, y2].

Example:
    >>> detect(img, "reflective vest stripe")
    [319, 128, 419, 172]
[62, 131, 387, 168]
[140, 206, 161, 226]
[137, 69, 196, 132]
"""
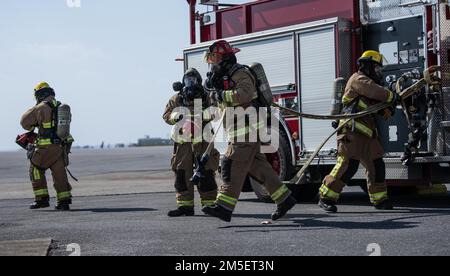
[319, 185, 340, 200]
[343, 95, 368, 111]
[37, 138, 52, 146]
[42, 122, 53, 129]
[369, 191, 388, 204]
[354, 121, 373, 137]
[57, 191, 72, 200]
[223, 90, 236, 106]
[271, 185, 290, 203]
[34, 189, 49, 197]
[339, 120, 373, 138]
[331, 156, 346, 178]
[201, 200, 216, 207]
[227, 121, 265, 139]
[387, 90, 394, 103]
[358, 100, 368, 110]
[342, 95, 354, 106]
[33, 167, 41, 181]
[223, 90, 259, 107]
[177, 200, 194, 207]
[217, 193, 238, 206]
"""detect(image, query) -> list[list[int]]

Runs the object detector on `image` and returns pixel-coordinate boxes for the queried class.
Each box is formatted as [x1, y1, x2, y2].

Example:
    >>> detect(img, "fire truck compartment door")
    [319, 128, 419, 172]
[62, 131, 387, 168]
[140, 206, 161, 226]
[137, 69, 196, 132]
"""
[233, 35, 295, 92]
[184, 35, 296, 94]
[299, 27, 337, 153]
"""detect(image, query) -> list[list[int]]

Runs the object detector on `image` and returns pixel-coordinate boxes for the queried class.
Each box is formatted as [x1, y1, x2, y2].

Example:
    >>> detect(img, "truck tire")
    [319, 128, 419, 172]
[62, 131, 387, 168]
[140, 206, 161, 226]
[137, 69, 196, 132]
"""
[250, 129, 295, 203]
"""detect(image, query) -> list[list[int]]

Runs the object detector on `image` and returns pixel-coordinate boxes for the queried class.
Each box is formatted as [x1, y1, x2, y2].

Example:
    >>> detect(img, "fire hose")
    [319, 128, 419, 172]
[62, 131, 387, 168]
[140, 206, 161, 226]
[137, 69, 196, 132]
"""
[273, 66, 441, 185]
[190, 112, 226, 185]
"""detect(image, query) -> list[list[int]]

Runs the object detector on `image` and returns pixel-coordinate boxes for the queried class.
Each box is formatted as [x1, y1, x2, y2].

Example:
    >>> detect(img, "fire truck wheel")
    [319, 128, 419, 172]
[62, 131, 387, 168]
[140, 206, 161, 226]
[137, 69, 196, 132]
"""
[250, 129, 295, 203]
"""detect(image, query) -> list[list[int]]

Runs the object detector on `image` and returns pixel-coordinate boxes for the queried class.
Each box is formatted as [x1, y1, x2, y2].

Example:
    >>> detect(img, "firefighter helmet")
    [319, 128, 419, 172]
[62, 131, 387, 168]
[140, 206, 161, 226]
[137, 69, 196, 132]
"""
[204, 40, 240, 64]
[34, 82, 51, 92]
[34, 82, 55, 102]
[358, 50, 384, 66]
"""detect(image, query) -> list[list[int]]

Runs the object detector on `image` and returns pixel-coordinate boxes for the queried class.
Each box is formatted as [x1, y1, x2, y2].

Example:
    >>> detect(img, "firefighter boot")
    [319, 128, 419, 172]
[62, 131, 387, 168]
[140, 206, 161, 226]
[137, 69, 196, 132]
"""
[30, 200, 50, 210]
[55, 200, 71, 211]
[168, 206, 195, 217]
[271, 195, 297, 221]
[202, 204, 232, 222]
[318, 199, 338, 213]
[374, 199, 394, 210]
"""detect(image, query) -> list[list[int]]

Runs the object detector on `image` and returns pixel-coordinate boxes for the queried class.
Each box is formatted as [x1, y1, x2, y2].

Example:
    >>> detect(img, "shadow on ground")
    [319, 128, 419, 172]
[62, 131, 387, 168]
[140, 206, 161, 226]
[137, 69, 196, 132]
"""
[40, 208, 157, 213]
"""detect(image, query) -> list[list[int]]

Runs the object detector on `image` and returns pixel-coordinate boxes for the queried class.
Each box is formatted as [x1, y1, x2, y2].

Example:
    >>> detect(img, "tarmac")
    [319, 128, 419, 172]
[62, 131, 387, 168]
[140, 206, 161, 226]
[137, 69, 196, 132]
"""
[0, 147, 449, 256]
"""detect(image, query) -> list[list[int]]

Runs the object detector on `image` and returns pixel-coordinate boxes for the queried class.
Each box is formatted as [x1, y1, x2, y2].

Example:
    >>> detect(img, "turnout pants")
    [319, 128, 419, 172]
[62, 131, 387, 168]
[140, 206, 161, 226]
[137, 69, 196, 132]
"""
[171, 142, 219, 208]
[217, 142, 291, 212]
[319, 131, 388, 205]
[29, 145, 72, 203]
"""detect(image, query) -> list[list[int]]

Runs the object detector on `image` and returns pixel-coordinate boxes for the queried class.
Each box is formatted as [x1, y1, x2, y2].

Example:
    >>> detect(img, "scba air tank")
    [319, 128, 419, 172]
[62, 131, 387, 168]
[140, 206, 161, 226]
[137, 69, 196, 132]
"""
[331, 77, 347, 115]
[56, 104, 72, 140]
[249, 62, 273, 107]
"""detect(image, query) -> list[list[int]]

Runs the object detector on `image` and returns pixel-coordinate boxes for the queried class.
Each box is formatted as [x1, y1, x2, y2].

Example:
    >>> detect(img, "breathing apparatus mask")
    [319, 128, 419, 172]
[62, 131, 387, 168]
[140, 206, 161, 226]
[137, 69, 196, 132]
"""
[359, 60, 384, 85]
[182, 75, 204, 101]
[35, 88, 55, 104]
[205, 55, 237, 91]
[173, 69, 205, 103]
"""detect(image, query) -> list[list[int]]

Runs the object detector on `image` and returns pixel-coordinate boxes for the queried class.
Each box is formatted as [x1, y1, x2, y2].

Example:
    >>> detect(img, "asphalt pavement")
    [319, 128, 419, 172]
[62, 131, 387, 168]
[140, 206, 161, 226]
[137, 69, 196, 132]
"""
[0, 147, 449, 256]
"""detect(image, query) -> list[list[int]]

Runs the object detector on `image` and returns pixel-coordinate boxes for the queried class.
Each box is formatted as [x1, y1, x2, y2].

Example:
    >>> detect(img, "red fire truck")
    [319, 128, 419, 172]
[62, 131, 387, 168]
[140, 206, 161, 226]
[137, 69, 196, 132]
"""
[183, 0, 450, 202]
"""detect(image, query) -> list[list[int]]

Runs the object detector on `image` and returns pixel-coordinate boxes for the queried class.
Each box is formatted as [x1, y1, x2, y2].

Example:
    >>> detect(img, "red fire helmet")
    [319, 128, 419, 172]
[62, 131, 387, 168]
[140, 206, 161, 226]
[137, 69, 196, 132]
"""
[204, 40, 240, 64]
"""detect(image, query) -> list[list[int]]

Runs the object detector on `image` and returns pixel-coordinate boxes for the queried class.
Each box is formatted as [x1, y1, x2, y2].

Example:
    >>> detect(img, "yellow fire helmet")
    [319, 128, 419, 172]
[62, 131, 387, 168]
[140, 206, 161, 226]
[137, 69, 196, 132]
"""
[358, 50, 385, 66]
[34, 82, 51, 92]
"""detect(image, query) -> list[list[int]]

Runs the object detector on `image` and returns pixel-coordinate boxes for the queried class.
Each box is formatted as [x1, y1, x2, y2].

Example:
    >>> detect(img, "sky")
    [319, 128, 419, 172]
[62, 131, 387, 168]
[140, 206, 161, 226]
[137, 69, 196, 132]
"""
[0, 0, 248, 151]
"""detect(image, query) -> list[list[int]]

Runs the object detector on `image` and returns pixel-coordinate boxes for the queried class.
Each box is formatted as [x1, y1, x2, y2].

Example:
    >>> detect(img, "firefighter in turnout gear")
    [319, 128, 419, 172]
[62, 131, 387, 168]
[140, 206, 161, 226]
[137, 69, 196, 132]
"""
[319, 50, 399, 213]
[202, 40, 297, 222]
[20, 82, 74, 211]
[163, 68, 220, 217]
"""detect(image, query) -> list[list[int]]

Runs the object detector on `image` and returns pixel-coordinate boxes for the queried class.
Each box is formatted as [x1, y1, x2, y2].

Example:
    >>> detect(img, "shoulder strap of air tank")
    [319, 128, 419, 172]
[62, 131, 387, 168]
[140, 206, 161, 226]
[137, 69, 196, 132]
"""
[230, 64, 258, 86]
[229, 64, 246, 79]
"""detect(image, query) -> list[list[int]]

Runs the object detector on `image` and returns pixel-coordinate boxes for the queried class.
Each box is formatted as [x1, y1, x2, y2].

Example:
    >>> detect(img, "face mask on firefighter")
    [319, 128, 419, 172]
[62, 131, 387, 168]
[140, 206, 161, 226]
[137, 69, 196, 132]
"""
[373, 64, 384, 85]
[183, 75, 199, 88]
[182, 79, 204, 101]
[204, 51, 223, 65]
[209, 63, 222, 74]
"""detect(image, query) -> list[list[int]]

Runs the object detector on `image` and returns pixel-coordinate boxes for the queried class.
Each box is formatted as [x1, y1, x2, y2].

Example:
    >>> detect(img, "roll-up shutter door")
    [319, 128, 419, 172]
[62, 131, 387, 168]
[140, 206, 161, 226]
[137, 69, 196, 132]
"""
[234, 35, 295, 91]
[299, 27, 337, 152]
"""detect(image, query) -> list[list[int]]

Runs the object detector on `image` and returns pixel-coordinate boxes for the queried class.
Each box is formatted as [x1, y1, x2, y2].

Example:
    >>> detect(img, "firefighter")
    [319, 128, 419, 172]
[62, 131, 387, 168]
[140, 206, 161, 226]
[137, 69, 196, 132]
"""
[163, 68, 220, 217]
[20, 82, 74, 211]
[318, 50, 399, 213]
[201, 40, 297, 222]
